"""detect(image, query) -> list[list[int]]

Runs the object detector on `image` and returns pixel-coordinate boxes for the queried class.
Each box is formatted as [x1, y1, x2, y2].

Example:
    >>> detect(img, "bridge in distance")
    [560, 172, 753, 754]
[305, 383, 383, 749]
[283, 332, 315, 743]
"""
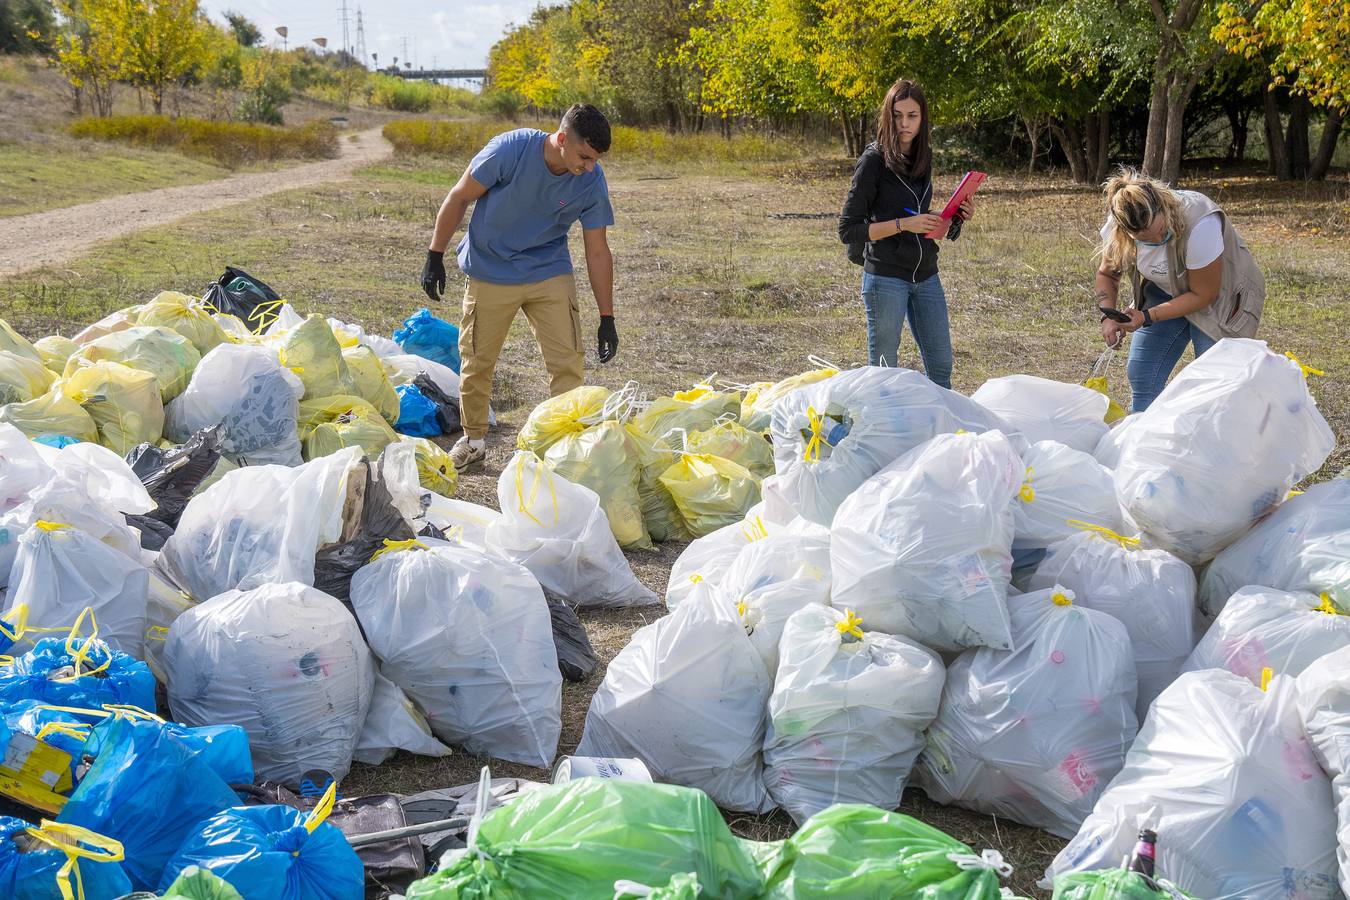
[383, 68, 487, 81]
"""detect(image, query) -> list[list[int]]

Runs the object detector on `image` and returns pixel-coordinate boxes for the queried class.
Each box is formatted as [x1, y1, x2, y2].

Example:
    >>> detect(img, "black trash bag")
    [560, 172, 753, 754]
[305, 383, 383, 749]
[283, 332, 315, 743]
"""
[412, 373, 462, 437]
[125, 513, 175, 551]
[313, 454, 416, 602]
[203, 266, 285, 335]
[124, 425, 223, 528]
[547, 596, 597, 682]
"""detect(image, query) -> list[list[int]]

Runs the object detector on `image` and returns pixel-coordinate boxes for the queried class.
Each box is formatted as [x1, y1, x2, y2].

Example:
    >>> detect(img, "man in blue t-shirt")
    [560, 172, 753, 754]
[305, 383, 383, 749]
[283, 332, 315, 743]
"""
[420, 103, 618, 470]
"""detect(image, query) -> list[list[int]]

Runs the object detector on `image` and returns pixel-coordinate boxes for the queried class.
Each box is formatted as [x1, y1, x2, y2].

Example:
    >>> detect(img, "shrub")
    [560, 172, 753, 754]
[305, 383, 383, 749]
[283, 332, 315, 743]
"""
[367, 74, 478, 114]
[69, 115, 339, 167]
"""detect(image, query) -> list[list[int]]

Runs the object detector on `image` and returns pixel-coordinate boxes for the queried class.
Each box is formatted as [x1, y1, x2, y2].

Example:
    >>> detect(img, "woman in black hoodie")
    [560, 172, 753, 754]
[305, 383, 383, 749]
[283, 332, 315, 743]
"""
[838, 79, 974, 387]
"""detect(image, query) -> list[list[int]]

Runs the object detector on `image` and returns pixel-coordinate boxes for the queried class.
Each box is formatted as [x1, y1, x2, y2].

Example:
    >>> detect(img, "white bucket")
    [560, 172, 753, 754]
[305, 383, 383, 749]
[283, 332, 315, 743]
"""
[551, 755, 653, 785]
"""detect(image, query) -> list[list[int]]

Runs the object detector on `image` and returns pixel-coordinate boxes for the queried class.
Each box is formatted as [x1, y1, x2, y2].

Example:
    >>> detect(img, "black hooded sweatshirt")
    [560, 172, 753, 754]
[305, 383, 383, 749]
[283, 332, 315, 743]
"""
[838, 143, 959, 283]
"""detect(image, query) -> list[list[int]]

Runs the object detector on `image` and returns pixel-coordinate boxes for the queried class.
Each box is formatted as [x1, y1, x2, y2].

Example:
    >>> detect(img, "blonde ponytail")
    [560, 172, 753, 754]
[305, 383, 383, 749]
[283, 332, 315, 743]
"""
[1097, 167, 1186, 275]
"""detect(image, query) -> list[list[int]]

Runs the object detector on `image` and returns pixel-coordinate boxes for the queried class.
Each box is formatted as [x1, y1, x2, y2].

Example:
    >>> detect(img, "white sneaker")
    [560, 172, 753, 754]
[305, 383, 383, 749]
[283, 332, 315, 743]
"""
[450, 436, 486, 471]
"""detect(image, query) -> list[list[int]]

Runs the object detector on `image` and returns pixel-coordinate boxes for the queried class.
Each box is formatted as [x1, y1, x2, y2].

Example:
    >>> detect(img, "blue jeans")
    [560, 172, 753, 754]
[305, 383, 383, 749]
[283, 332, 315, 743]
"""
[861, 272, 953, 388]
[1126, 281, 1218, 412]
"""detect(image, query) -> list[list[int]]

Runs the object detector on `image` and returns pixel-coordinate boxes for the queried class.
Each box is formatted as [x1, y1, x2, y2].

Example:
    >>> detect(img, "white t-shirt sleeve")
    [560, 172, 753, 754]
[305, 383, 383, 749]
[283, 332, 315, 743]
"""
[1184, 212, 1223, 270]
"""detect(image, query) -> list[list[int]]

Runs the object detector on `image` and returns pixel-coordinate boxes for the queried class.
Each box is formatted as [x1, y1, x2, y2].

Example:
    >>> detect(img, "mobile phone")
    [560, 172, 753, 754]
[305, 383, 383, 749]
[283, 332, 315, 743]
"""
[1098, 305, 1132, 324]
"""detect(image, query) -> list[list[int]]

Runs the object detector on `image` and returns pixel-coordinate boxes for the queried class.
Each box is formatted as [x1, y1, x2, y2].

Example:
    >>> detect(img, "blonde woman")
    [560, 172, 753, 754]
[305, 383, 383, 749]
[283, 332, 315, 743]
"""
[1094, 168, 1265, 412]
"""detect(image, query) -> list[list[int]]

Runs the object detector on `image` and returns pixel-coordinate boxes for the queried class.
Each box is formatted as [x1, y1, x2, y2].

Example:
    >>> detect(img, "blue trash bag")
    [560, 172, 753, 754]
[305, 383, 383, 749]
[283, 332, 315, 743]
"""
[394, 383, 442, 437]
[57, 717, 240, 891]
[1, 700, 96, 781]
[159, 785, 365, 900]
[0, 636, 155, 712]
[393, 308, 460, 373]
[0, 816, 133, 900]
[83, 712, 253, 787]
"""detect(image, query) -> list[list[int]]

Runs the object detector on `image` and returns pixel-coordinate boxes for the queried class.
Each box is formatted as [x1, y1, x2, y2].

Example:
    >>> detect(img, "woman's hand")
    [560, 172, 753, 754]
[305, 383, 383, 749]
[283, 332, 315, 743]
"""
[900, 213, 945, 234]
[957, 197, 975, 221]
[1121, 308, 1147, 333]
[1102, 318, 1125, 348]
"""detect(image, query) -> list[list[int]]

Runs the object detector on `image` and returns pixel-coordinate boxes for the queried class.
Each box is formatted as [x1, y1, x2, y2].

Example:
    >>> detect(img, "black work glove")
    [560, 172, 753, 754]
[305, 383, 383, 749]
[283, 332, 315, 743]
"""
[946, 214, 964, 242]
[421, 250, 446, 302]
[597, 315, 618, 363]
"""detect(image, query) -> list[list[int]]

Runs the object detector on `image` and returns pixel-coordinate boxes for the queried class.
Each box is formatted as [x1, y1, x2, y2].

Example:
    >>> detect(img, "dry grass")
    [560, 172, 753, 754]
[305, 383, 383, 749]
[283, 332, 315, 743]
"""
[68, 115, 340, 168]
[1, 148, 1346, 898]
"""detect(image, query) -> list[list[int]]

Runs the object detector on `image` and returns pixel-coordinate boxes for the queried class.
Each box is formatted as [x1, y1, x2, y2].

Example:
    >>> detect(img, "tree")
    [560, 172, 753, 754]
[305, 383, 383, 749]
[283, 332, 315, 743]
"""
[116, 0, 212, 114]
[53, 0, 124, 116]
[222, 9, 261, 47]
[1, 0, 56, 53]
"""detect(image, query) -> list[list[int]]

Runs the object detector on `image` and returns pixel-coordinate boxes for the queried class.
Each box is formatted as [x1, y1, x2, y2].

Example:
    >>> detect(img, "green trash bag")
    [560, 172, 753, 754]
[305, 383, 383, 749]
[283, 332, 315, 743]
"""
[613, 871, 703, 899]
[404, 779, 763, 900]
[757, 804, 1018, 899]
[161, 865, 245, 899]
[1051, 869, 1198, 900]
[546, 420, 652, 550]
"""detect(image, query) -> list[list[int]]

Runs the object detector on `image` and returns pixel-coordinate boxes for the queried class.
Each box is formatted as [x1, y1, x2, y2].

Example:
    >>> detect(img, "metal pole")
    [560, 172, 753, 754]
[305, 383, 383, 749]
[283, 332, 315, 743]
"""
[346, 816, 471, 849]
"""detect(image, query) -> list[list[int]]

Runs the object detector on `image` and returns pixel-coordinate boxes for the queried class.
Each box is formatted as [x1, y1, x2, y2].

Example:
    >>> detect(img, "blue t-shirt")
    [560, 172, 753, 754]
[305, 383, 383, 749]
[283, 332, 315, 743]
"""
[457, 129, 615, 285]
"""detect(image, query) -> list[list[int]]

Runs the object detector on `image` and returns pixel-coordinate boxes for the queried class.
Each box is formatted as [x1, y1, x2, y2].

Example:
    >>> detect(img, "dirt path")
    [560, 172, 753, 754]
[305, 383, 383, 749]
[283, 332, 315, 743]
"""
[0, 126, 392, 278]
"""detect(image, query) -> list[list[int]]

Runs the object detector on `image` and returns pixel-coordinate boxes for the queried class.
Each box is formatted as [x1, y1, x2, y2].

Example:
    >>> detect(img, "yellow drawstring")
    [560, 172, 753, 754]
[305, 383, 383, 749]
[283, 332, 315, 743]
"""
[739, 516, 769, 543]
[23, 821, 125, 900]
[36, 721, 92, 743]
[58, 610, 110, 682]
[836, 609, 864, 641]
[736, 599, 747, 617]
[1019, 467, 1035, 503]
[1285, 351, 1325, 379]
[34, 520, 71, 533]
[514, 458, 559, 528]
[1051, 591, 1073, 607]
[1067, 519, 1142, 549]
[1316, 593, 1342, 616]
[299, 782, 338, 855]
[1260, 666, 1274, 691]
[803, 406, 825, 463]
[369, 538, 428, 563]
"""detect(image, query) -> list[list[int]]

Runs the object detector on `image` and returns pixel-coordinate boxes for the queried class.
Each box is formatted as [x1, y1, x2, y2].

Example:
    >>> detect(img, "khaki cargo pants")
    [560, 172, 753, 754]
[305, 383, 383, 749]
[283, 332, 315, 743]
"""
[458, 273, 585, 439]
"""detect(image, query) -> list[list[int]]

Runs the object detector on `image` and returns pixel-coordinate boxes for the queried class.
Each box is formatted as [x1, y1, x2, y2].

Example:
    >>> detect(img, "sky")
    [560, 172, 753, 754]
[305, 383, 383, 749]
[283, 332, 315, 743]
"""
[204, 0, 539, 72]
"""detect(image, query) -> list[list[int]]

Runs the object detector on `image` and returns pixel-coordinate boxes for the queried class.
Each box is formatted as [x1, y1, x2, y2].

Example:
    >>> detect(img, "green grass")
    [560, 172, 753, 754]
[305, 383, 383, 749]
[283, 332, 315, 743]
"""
[0, 139, 235, 217]
[68, 115, 340, 168]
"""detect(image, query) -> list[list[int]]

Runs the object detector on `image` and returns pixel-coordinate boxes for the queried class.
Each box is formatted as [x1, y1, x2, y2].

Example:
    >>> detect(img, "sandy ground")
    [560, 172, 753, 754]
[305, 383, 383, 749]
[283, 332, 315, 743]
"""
[0, 127, 392, 278]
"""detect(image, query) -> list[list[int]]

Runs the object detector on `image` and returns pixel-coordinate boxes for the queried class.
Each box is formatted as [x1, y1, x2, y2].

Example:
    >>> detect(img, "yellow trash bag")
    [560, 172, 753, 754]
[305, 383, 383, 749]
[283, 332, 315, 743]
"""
[134, 292, 228, 356]
[0, 319, 41, 362]
[0, 389, 99, 443]
[33, 336, 80, 373]
[299, 395, 399, 461]
[624, 422, 689, 543]
[280, 315, 359, 400]
[740, 362, 839, 433]
[342, 345, 401, 425]
[672, 379, 742, 422]
[517, 385, 612, 454]
[72, 306, 141, 346]
[1085, 348, 1128, 424]
[64, 326, 201, 402]
[659, 452, 761, 539]
[545, 421, 652, 550]
[633, 396, 724, 445]
[212, 313, 257, 344]
[412, 436, 459, 498]
[60, 360, 165, 454]
[686, 418, 775, 479]
[0, 350, 56, 406]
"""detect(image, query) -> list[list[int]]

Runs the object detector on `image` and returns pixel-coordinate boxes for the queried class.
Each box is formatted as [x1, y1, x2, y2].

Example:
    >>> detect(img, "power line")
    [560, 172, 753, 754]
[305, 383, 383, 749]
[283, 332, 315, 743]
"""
[337, 0, 351, 58]
[355, 6, 367, 67]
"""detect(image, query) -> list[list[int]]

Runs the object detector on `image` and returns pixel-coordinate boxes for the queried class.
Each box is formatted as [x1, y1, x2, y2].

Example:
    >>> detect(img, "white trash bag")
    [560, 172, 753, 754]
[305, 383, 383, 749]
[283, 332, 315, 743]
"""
[158, 448, 359, 601]
[577, 582, 774, 812]
[421, 495, 500, 553]
[0, 423, 50, 513]
[1046, 668, 1341, 900]
[1013, 440, 1123, 552]
[165, 343, 304, 467]
[666, 515, 772, 610]
[354, 670, 452, 766]
[918, 587, 1138, 838]
[1113, 339, 1335, 564]
[831, 431, 1021, 652]
[350, 540, 561, 767]
[764, 604, 944, 823]
[164, 581, 374, 785]
[971, 374, 1109, 453]
[486, 451, 656, 608]
[1182, 586, 1350, 686]
[770, 366, 1009, 526]
[6, 521, 150, 658]
[1026, 526, 1197, 722]
[1297, 645, 1350, 899]
[724, 531, 832, 673]
[1200, 479, 1350, 618]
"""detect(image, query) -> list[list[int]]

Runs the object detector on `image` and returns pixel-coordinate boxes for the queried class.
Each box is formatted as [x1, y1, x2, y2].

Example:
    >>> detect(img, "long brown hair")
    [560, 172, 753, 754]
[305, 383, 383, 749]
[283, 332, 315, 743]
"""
[876, 79, 931, 180]
[1098, 166, 1187, 274]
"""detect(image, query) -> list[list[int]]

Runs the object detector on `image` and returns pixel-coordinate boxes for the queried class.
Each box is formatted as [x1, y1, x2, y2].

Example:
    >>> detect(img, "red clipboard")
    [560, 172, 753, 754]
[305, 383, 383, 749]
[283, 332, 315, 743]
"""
[924, 171, 987, 238]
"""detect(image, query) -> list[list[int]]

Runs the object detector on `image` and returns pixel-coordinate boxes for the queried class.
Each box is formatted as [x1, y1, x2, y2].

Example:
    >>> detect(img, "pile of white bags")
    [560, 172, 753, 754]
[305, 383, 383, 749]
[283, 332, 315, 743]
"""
[1200, 479, 1350, 618]
[157, 447, 359, 601]
[666, 515, 771, 609]
[723, 531, 832, 672]
[354, 672, 452, 766]
[763, 604, 944, 823]
[918, 587, 1138, 837]
[831, 431, 1021, 652]
[770, 366, 1008, 526]
[1047, 668, 1341, 900]
[971, 374, 1109, 453]
[1296, 646, 1350, 898]
[1013, 440, 1123, 551]
[350, 541, 561, 767]
[165, 344, 304, 467]
[1113, 339, 1335, 564]
[577, 582, 774, 812]
[486, 451, 655, 608]
[164, 582, 374, 784]
[1025, 527, 1197, 721]
[1182, 586, 1350, 686]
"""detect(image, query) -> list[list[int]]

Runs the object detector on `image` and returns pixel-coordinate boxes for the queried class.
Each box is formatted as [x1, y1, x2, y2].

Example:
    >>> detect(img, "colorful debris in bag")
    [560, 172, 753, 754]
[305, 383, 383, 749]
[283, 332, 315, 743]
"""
[0, 817, 132, 900]
[0, 625, 156, 713]
[160, 866, 245, 900]
[686, 418, 774, 479]
[393, 307, 461, 373]
[299, 395, 399, 461]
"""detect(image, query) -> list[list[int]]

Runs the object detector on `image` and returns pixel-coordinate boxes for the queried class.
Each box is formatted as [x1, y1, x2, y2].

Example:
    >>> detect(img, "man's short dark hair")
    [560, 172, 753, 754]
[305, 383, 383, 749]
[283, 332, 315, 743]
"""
[561, 104, 611, 154]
